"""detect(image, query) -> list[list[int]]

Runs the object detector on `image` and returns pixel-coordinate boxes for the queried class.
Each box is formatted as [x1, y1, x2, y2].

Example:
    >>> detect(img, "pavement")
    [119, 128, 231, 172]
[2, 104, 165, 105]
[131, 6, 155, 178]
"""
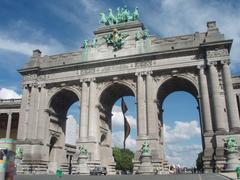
[15, 174, 230, 180]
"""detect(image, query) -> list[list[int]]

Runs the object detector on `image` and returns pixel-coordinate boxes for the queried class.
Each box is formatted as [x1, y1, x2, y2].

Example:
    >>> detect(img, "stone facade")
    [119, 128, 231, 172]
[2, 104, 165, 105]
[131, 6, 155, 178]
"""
[1, 19, 240, 174]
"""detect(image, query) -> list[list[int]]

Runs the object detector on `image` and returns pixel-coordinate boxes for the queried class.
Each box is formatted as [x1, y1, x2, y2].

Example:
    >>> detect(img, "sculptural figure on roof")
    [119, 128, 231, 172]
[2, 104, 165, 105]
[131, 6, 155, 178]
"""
[99, 13, 108, 25]
[107, 9, 118, 25]
[99, 6, 140, 26]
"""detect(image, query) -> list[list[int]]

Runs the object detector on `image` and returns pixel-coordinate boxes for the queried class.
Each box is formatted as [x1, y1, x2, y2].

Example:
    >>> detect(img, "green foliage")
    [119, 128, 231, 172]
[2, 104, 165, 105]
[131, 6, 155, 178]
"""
[112, 147, 134, 172]
[196, 151, 203, 171]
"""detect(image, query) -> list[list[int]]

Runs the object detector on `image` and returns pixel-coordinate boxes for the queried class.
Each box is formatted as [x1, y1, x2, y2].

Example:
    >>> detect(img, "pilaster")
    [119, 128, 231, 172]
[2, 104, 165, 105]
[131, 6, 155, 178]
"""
[135, 72, 147, 138]
[18, 84, 30, 139]
[221, 60, 240, 132]
[197, 65, 213, 135]
[207, 62, 226, 133]
[145, 71, 158, 138]
[6, 112, 12, 138]
[88, 78, 98, 141]
[79, 79, 89, 142]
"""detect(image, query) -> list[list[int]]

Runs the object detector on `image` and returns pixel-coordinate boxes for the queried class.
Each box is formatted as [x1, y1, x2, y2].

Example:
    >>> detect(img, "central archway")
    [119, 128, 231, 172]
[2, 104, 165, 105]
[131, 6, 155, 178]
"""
[99, 82, 136, 169]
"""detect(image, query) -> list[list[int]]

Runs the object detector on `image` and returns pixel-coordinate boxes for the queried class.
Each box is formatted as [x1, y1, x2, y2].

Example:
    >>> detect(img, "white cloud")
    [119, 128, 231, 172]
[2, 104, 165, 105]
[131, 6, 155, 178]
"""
[163, 120, 202, 167]
[0, 35, 65, 56]
[0, 88, 21, 99]
[164, 120, 201, 143]
[65, 115, 79, 145]
[112, 131, 136, 151]
[165, 144, 202, 167]
[112, 105, 136, 129]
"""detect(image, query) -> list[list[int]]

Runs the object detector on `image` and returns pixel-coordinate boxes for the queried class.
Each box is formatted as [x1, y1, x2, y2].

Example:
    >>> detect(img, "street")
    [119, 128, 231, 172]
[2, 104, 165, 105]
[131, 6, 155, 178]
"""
[15, 174, 229, 180]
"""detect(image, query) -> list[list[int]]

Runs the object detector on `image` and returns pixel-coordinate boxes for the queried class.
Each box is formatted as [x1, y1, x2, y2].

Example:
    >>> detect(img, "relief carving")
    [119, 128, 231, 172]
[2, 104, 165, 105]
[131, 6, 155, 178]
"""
[135, 60, 152, 67]
[206, 48, 228, 58]
[79, 68, 95, 75]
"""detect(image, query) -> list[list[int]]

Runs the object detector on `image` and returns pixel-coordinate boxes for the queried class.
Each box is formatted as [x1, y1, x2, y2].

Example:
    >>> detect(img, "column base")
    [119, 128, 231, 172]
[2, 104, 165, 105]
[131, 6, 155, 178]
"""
[215, 129, 227, 135]
[203, 131, 214, 137]
[76, 137, 88, 143]
[229, 127, 240, 134]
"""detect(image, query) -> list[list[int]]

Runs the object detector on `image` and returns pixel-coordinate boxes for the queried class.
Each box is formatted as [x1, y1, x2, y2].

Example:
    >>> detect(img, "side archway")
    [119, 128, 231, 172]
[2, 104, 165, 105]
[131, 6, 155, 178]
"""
[47, 88, 80, 172]
[156, 76, 202, 167]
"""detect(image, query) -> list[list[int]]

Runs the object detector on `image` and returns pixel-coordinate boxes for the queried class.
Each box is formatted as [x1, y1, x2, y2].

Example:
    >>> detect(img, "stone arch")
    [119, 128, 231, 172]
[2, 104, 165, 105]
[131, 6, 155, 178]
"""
[99, 81, 136, 109]
[98, 80, 136, 100]
[157, 76, 199, 107]
[98, 81, 136, 166]
[48, 87, 81, 109]
[47, 88, 80, 172]
[156, 76, 201, 166]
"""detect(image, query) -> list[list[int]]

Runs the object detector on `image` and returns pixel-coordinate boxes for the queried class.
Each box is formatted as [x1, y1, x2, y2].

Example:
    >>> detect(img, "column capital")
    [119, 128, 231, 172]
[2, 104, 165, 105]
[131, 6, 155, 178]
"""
[196, 65, 205, 70]
[146, 71, 153, 75]
[220, 59, 230, 65]
[135, 71, 153, 76]
[207, 61, 217, 66]
[135, 72, 146, 76]
[80, 77, 96, 83]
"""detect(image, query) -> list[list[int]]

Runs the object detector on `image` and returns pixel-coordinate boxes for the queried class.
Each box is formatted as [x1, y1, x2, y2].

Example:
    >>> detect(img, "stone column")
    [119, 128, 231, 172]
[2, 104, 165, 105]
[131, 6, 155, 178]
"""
[28, 84, 39, 138]
[6, 113, 12, 138]
[237, 94, 240, 114]
[146, 71, 158, 137]
[208, 62, 226, 133]
[37, 84, 48, 140]
[198, 66, 213, 134]
[221, 60, 240, 132]
[136, 72, 147, 137]
[17, 85, 30, 139]
[80, 80, 89, 141]
[88, 79, 97, 141]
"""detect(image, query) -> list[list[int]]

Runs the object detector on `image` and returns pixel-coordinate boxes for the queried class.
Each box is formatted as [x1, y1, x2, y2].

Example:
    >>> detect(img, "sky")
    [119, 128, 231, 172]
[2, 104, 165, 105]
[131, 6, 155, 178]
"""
[0, 0, 240, 167]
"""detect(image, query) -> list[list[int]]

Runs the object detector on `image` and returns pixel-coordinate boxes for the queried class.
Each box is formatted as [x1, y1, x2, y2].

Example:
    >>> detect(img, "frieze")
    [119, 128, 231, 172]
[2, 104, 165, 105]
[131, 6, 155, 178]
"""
[206, 48, 228, 58]
[135, 60, 152, 67]
[97, 63, 132, 73]
[79, 68, 95, 75]
[23, 74, 37, 81]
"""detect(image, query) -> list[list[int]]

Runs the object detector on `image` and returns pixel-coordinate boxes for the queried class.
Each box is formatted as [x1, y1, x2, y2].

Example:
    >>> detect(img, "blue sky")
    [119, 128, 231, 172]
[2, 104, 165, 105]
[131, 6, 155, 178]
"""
[0, 0, 240, 167]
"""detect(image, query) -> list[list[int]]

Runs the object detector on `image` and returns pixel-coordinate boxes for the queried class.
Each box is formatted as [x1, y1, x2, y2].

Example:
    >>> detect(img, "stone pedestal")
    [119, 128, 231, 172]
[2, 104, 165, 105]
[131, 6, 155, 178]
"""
[224, 151, 240, 172]
[137, 154, 154, 175]
[15, 158, 23, 174]
[77, 155, 89, 175]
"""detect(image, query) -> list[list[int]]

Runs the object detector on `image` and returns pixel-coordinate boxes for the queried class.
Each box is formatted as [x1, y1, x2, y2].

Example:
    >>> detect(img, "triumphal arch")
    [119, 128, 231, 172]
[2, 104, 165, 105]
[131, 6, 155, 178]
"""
[15, 7, 240, 174]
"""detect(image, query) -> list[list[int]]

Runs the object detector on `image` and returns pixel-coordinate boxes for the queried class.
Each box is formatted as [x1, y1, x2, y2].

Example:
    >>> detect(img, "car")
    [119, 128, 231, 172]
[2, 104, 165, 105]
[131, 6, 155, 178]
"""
[90, 166, 107, 175]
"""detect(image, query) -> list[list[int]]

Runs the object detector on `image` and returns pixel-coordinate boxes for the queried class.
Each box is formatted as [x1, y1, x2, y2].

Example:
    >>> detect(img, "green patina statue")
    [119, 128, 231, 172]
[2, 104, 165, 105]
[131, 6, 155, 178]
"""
[133, 7, 139, 21]
[99, 6, 140, 26]
[99, 13, 108, 25]
[103, 28, 129, 51]
[15, 146, 23, 159]
[79, 145, 88, 156]
[236, 167, 240, 179]
[225, 136, 238, 153]
[92, 38, 97, 48]
[141, 141, 151, 156]
[135, 31, 142, 41]
[82, 40, 88, 49]
[107, 9, 118, 25]
[143, 28, 150, 40]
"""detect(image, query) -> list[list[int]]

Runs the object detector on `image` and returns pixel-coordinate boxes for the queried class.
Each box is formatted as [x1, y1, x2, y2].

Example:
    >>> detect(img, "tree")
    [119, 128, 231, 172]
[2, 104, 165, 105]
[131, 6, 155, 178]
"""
[196, 152, 203, 172]
[112, 147, 134, 172]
